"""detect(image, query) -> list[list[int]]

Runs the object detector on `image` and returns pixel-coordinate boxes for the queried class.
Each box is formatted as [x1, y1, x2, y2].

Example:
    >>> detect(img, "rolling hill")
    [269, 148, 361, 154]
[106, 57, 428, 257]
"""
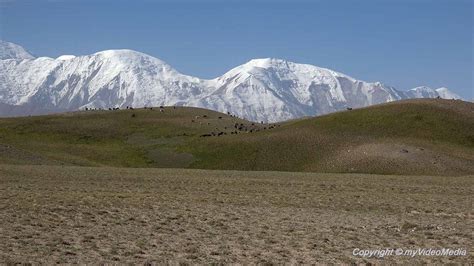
[0, 99, 472, 175]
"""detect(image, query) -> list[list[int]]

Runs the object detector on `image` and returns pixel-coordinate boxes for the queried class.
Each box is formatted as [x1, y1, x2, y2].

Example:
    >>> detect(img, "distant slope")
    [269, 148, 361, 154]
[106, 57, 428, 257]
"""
[0, 40, 35, 60]
[0, 40, 462, 122]
[187, 99, 473, 175]
[0, 99, 472, 175]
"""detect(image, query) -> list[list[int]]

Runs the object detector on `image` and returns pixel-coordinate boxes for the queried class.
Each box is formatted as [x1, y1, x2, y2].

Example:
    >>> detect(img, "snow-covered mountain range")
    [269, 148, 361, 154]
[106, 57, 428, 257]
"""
[0, 40, 462, 122]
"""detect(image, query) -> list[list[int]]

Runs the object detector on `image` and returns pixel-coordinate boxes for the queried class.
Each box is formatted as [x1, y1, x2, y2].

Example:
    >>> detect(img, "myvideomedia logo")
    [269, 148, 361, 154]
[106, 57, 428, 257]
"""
[353, 248, 468, 258]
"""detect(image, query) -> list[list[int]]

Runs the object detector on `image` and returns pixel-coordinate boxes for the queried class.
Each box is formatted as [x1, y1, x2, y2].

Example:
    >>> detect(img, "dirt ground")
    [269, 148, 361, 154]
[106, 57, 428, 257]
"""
[0, 165, 472, 263]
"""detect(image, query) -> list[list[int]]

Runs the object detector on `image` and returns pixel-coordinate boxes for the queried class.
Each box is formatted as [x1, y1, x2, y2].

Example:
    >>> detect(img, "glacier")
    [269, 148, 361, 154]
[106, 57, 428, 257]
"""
[0, 40, 463, 122]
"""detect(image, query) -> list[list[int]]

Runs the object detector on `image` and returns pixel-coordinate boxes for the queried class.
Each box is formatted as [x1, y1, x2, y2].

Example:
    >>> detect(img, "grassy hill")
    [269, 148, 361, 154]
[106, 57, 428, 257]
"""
[0, 99, 473, 175]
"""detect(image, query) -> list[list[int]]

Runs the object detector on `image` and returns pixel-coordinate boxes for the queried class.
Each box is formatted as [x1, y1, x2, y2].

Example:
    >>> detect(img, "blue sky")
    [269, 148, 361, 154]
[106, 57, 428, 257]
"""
[1, 0, 472, 98]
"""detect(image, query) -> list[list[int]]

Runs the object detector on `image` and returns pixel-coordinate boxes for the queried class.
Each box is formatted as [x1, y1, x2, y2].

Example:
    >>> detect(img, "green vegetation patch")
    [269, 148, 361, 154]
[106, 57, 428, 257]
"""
[0, 100, 472, 175]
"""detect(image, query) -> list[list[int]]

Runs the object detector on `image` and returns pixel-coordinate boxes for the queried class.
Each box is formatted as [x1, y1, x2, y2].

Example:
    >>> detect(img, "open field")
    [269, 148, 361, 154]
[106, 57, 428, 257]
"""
[0, 99, 472, 262]
[0, 164, 472, 263]
[0, 99, 473, 176]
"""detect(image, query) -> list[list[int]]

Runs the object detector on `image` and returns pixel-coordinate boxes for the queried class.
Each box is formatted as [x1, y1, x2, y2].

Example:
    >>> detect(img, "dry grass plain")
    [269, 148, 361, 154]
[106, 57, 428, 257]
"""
[0, 164, 472, 264]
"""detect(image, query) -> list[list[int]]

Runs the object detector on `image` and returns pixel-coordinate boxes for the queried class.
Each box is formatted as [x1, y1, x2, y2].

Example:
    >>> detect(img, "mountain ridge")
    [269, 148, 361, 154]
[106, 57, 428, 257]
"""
[0, 40, 462, 122]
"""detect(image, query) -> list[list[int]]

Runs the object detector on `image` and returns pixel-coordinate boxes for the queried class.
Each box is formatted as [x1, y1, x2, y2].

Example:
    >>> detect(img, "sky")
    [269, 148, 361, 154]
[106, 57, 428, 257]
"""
[0, 0, 472, 98]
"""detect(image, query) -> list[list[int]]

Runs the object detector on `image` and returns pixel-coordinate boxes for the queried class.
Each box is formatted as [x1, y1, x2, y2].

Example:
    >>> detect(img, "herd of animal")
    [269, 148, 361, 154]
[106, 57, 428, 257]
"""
[82, 105, 281, 138]
[197, 118, 281, 138]
[198, 122, 280, 138]
[84, 105, 170, 112]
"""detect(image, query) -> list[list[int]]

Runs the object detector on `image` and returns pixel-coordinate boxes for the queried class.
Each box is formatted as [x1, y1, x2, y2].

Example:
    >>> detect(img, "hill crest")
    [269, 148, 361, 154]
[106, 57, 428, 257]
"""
[0, 99, 472, 176]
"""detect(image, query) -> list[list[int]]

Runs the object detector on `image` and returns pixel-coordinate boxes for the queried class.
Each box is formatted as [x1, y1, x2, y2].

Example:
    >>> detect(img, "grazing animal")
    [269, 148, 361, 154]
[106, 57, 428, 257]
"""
[346, 107, 352, 110]
[218, 116, 222, 119]
[160, 109, 164, 113]
[203, 115, 208, 118]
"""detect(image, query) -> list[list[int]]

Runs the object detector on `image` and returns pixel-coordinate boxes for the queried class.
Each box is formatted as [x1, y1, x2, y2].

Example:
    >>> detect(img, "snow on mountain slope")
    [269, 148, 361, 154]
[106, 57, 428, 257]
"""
[200, 58, 411, 122]
[0, 41, 463, 122]
[0, 40, 35, 60]
[1, 47, 206, 112]
[405, 86, 462, 100]
[434, 87, 462, 99]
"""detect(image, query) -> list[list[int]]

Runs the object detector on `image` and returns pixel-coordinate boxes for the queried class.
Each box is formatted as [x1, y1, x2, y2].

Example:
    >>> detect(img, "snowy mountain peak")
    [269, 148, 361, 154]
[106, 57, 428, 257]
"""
[435, 87, 462, 99]
[243, 58, 319, 71]
[240, 58, 354, 81]
[57, 55, 76, 61]
[410, 86, 432, 91]
[0, 40, 35, 60]
[93, 49, 153, 59]
[0, 41, 464, 122]
[90, 49, 179, 75]
[407, 86, 462, 100]
[92, 49, 166, 64]
[244, 58, 289, 68]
